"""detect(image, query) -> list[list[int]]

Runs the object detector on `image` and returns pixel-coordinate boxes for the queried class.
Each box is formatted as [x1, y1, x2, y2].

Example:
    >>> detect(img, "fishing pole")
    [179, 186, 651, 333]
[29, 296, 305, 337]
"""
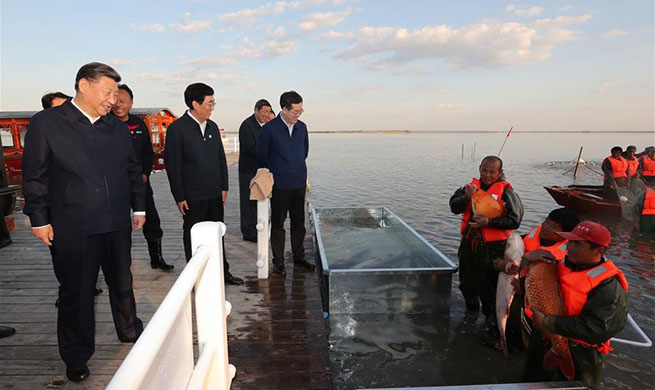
[497, 126, 513, 156]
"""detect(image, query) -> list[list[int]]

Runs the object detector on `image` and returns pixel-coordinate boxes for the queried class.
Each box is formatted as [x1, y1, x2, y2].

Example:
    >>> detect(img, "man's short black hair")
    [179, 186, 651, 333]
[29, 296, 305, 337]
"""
[480, 155, 503, 170]
[611, 146, 623, 154]
[118, 84, 134, 100]
[255, 99, 271, 110]
[279, 91, 302, 110]
[547, 207, 580, 232]
[74, 62, 121, 91]
[626, 145, 637, 152]
[184, 83, 214, 109]
[41, 92, 71, 109]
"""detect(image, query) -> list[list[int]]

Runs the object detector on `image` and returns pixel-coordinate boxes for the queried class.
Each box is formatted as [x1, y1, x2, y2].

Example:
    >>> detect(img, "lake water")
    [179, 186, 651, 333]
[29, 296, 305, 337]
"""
[304, 132, 655, 389]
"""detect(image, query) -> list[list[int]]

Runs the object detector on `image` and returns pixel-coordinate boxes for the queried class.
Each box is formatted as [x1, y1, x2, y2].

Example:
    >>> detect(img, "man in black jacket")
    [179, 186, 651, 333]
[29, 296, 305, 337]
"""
[165, 83, 243, 285]
[112, 84, 173, 271]
[22, 62, 146, 382]
[238, 99, 274, 242]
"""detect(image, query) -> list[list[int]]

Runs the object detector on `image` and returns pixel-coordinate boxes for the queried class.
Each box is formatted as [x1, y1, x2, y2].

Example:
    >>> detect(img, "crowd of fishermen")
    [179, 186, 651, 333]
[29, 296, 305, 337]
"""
[449, 150, 655, 389]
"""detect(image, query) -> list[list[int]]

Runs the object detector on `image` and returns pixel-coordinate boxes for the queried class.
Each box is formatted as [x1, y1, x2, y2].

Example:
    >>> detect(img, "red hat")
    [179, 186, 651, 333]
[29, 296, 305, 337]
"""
[556, 221, 611, 247]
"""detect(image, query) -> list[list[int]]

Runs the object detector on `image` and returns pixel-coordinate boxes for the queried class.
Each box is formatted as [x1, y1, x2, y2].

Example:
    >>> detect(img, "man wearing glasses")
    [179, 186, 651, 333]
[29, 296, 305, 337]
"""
[165, 82, 243, 285]
[257, 91, 313, 275]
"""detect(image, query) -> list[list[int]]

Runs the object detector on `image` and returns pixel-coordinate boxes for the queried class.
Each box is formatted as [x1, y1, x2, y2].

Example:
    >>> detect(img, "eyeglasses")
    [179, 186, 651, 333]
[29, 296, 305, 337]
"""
[204, 101, 216, 107]
[286, 108, 304, 117]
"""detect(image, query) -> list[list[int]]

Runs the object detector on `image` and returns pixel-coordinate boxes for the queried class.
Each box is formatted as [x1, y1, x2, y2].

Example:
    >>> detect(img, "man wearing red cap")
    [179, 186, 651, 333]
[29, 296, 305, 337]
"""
[522, 221, 628, 388]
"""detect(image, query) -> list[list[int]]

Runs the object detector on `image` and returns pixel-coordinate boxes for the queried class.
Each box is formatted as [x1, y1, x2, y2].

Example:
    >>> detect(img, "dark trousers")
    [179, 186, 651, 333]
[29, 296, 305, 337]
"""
[0, 210, 10, 242]
[270, 186, 306, 265]
[457, 236, 505, 318]
[182, 198, 230, 275]
[238, 171, 257, 240]
[142, 181, 163, 242]
[50, 227, 143, 367]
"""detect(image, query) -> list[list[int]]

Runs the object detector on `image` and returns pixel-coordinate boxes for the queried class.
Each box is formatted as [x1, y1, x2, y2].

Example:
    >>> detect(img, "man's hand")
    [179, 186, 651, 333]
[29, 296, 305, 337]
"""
[32, 225, 54, 246]
[510, 277, 521, 293]
[496, 259, 519, 275]
[133, 215, 146, 230]
[222, 190, 228, 205]
[531, 309, 554, 339]
[610, 182, 617, 190]
[523, 249, 557, 264]
[142, 174, 148, 184]
[464, 184, 478, 199]
[177, 200, 189, 216]
[469, 215, 489, 228]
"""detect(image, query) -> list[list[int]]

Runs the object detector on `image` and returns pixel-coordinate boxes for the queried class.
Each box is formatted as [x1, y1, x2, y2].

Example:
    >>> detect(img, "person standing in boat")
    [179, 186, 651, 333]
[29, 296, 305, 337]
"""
[449, 155, 523, 343]
[622, 145, 640, 181]
[634, 180, 655, 233]
[22, 62, 146, 382]
[238, 99, 274, 242]
[257, 91, 314, 275]
[638, 146, 655, 185]
[111, 84, 173, 271]
[165, 82, 243, 285]
[602, 146, 630, 189]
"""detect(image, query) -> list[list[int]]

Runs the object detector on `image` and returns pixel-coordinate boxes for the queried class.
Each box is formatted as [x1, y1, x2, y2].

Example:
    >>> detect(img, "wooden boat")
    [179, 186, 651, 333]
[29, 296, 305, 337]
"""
[544, 185, 621, 216]
[0, 108, 176, 185]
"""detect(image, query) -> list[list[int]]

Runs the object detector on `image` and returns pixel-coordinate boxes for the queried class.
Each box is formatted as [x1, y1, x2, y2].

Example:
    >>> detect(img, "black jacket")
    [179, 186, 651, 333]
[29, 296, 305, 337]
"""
[238, 114, 263, 175]
[119, 114, 154, 176]
[164, 112, 228, 203]
[22, 100, 145, 236]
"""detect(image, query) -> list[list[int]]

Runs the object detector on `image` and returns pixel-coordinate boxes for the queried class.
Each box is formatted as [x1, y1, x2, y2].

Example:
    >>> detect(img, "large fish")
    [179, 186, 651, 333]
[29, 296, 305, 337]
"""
[495, 232, 524, 356]
[524, 261, 575, 380]
[472, 189, 506, 219]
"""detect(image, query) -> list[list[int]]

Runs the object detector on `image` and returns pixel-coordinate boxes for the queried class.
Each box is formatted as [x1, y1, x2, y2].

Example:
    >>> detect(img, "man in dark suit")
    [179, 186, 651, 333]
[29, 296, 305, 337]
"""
[22, 62, 146, 382]
[238, 99, 274, 242]
[165, 82, 243, 285]
[112, 84, 173, 271]
[257, 91, 314, 275]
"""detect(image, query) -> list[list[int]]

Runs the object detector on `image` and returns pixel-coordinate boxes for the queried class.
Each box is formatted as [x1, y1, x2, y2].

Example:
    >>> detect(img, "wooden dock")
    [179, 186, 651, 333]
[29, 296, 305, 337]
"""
[0, 154, 331, 389]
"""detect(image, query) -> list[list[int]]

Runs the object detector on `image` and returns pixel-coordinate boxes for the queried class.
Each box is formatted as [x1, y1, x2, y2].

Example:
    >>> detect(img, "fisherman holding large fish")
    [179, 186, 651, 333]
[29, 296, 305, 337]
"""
[520, 221, 628, 389]
[450, 156, 524, 343]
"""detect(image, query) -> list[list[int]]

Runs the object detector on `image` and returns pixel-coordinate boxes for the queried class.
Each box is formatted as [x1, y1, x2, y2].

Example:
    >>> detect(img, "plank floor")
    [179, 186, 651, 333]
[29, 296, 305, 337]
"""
[0, 153, 331, 389]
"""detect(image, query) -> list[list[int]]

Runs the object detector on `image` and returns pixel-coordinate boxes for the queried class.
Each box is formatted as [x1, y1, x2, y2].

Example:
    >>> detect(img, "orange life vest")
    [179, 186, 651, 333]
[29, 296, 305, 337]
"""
[460, 178, 513, 242]
[603, 156, 628, 179]
[643, 187, 655, 216]
[640, 155, 655, 177]
[626, 158, 639, 177]
[557, 259, 629, 354]
[522, 225, 568, 261]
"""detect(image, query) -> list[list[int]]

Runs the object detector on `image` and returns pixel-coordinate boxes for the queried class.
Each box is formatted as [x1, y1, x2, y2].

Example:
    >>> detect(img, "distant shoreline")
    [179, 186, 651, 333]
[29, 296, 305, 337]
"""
[224, 130, 653, 134]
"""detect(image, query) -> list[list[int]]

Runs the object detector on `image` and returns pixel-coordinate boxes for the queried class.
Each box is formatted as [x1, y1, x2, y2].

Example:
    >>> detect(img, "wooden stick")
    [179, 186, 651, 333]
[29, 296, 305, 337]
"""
[498, 127, 513, 156]
[573, 146, 583, 178]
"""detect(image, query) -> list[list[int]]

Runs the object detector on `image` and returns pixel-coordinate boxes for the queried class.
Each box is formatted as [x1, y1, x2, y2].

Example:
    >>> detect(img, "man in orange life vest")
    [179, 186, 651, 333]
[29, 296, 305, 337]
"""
[638, 146, 655, 185]
[524, 221, 628, 389]
[502, 208, 580, 351]
[622, 145, 640, 180]
[634, 180, 655, 233]
[602, 146, 630, 189]
[450, 156, 524, 337]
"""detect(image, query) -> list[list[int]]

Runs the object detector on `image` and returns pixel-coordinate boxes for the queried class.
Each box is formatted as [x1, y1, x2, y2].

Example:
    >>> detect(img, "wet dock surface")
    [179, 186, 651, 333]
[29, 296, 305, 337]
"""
[0, 153, 331, 389]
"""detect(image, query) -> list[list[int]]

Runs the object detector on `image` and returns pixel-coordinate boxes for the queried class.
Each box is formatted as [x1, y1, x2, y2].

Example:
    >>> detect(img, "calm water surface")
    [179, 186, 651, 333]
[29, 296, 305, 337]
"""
[304, 133, 655, 389]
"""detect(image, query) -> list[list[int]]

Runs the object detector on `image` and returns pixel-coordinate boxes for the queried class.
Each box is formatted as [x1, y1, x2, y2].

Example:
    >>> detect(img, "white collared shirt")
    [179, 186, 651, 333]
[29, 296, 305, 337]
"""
[188, 110, 207, 137]
[280, 114, 295, 136]
[71, 98, 101, 124]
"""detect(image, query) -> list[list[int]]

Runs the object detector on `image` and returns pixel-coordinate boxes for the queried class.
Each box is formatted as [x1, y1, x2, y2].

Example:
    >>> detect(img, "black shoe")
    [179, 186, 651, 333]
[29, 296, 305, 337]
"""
[294, 259, 315, 270]
[66, 365, 90, 382]
[465, 302, 480, 318]
[148, 240, 174, 271]
[95, 287, 103, 296]
[242, 236, 257, 243]
[55, 298, 59, 307]
[0, 326, 16, 338]
[272, 263, 286, 275]
[225, 273, 244, 285]
[0, 238, 12, 249]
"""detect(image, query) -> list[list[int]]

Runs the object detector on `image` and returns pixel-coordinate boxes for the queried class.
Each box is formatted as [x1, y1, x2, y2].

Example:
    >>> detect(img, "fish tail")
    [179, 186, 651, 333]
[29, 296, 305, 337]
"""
[543, 348, 575, 380]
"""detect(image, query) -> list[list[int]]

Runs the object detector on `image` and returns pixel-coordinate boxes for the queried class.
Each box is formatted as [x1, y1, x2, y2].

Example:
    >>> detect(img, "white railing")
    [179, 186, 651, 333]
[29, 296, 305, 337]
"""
[107, 222, 236, 390]
[255, 198, 271, 279]
[222, 135, 239, 154]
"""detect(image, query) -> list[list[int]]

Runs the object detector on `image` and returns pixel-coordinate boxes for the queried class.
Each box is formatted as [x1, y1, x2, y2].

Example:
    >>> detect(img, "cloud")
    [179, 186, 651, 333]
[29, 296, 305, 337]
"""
[299, 8, 351, 31]
[106, 59, 134, 67]
[600, 29, 628, 38]
[217, 0, 349, 25]
[138, 72, 167, 81]
[323, 13, 592, 71]
[506, 4, 544, 17]
[181, 55, 238, 68]
[436, 104, 459, 110]
[597, 82, 611, 93]
[170, 19, 212, 33]
[140, 23, 165, 33]
[229, 27, 299, 59]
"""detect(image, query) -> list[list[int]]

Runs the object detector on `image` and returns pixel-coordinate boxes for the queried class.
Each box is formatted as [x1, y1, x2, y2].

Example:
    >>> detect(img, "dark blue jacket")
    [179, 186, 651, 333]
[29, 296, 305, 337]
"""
[257, 115, 309, 190]
[22, 100, 145, 236]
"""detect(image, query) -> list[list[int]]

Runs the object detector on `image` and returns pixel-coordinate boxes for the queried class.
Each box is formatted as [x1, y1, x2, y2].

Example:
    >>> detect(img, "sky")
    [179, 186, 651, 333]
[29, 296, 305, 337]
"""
[1, 0, 653, 132]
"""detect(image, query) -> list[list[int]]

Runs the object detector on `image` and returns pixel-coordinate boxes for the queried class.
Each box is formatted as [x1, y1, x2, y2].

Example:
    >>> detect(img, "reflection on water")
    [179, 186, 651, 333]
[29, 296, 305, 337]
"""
[307, 133, 655, 389]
